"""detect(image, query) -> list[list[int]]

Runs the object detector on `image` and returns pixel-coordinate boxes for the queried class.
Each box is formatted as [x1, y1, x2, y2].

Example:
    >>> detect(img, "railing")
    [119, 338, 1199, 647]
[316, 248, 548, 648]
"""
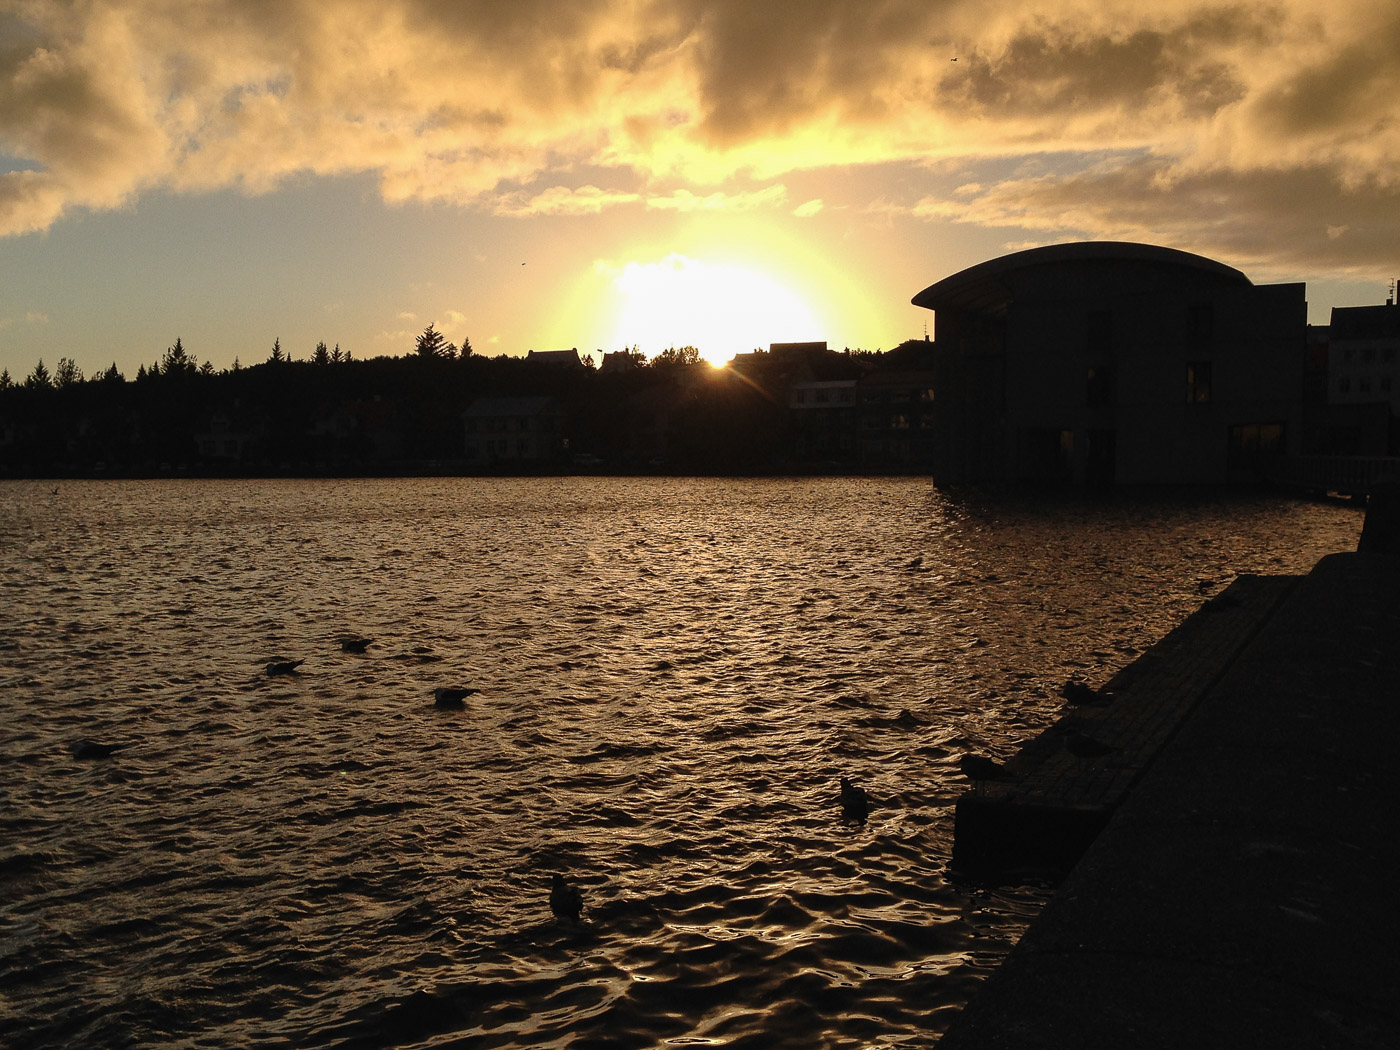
[1267, 455, 1400, 497]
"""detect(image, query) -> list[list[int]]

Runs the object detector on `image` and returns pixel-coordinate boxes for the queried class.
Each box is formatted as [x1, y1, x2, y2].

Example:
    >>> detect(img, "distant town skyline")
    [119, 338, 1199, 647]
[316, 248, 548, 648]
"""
[3, 0, 1398, 376]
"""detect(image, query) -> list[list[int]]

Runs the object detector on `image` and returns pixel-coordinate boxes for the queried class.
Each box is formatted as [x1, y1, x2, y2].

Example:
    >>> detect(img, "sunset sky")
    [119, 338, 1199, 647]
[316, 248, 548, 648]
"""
[2, 0, 1398, 375]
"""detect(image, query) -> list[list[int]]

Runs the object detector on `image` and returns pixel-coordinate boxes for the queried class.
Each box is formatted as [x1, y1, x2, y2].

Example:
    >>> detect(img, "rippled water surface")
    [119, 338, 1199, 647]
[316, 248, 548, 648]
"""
[0, 477, 1363, 1048]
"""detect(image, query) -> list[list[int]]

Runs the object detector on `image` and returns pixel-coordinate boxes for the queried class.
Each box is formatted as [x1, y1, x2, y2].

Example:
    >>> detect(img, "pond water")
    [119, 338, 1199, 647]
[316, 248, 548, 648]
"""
[0, 477, 1363, 1048]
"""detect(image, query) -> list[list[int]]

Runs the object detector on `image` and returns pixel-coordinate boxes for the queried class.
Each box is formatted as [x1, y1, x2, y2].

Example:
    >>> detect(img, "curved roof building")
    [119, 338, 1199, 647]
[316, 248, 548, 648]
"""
[912, 242, 1250, 316]
[910, 242, 1305, 485]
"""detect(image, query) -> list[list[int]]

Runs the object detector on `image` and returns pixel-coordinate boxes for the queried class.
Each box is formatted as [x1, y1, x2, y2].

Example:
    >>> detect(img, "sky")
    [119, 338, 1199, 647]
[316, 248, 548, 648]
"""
[2, 0, 1398, 375]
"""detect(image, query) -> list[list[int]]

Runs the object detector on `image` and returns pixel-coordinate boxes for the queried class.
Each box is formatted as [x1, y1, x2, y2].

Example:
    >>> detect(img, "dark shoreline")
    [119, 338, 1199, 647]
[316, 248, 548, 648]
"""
[938, 542, 1400, 1048]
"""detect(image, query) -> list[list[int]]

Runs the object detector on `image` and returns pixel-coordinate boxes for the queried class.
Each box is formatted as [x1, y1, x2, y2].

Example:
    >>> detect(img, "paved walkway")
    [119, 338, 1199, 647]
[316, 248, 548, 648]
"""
[952, 573, 1299, 879]
[939, 551, 1400, 1049]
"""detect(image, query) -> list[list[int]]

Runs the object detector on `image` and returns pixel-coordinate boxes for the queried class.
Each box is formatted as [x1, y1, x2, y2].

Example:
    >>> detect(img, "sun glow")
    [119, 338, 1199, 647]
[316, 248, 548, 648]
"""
[607, 254, 825, 367]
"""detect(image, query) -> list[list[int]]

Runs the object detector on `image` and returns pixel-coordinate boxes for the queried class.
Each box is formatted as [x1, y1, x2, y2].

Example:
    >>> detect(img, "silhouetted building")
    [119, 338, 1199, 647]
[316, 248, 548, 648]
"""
[463, 396, 565, 465]
[1327, 304, 1400, 455]
[856, 368, 938, 467]
[195, 410, 265, 462]
[599, 350, 641, 375]
[912, 242, 1306, 485]
[787, 348, 860, 463]
[526, 349, 587, 370]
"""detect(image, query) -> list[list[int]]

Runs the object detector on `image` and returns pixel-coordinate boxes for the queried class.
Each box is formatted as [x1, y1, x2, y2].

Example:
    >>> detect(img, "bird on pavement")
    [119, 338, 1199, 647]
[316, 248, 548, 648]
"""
[1060, 680, 1112, 706]
[958, 753, 1013, 782]
[550, 873, 584, 923]
[839, 776, 869, 823]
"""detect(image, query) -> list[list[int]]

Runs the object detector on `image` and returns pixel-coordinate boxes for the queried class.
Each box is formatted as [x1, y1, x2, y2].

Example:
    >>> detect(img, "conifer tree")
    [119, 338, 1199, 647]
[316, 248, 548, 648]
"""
[415, 323, 448, 358]
[162, 337, 195, 377]
[0, 367, 11, 390]
[269, 338, 285, 364]
[313, 341, 330, 365]
[26, 359, 52, 389]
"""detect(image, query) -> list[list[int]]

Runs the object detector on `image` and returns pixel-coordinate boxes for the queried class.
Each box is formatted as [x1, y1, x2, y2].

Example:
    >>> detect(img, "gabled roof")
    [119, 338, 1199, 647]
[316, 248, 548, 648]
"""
[912, 242, 1251, 315]
[526, 349, 585, 368]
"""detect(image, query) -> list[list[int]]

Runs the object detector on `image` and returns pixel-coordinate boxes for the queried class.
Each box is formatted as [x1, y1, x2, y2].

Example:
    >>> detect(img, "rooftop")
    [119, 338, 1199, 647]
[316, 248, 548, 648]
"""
[911, 241, 1251, 316]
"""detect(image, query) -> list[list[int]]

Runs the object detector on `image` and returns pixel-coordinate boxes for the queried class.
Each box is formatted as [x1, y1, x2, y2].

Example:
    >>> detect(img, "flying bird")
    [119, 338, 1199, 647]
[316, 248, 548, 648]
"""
[1060, 680, 1111, 706]
[340, 636, 373, 653]
[839, 776, 869, 823]
[433, 687, 480, 709]
[265, 659, 304, 676]
[550, 872, 584, 923]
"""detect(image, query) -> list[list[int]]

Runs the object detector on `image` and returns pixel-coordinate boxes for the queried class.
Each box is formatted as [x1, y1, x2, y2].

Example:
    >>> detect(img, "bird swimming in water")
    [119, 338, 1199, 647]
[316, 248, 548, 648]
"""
[839, 776, 869, 823]
[1063, 729, 1115, 758]
[340, 636, 373, 653]
[550, 872, 584, 923]
[265, 659, 304, 676]
[72, 740, 125, 760]
[959, 753, 1012, 782]
[1060, 680, 1111, 706]
[433, 687, 480, 709]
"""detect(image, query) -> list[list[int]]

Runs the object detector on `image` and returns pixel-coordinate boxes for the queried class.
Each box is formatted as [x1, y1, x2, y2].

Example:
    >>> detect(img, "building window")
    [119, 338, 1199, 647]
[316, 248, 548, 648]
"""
[1382, 376, 1393, 393]
[1087, 364, 1114, 408]
[1359, 378, 1372, 394]
[1186, 361, 1212, 403]
[1338, 378, 1351, 394]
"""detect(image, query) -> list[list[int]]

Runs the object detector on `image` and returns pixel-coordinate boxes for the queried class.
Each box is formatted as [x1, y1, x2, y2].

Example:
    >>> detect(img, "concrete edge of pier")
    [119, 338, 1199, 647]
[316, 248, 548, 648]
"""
[951, 570, 1301, 882]
[938, 545, 1400, 1048]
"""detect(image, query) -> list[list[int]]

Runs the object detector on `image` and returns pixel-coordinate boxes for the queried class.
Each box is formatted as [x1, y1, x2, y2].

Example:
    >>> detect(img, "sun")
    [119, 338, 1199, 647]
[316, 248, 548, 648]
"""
[607, 254, 825, 367]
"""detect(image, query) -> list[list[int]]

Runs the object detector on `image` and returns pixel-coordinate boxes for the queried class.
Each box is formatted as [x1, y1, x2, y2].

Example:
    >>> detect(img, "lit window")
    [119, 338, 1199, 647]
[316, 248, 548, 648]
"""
[1186, 361, 1212, 403]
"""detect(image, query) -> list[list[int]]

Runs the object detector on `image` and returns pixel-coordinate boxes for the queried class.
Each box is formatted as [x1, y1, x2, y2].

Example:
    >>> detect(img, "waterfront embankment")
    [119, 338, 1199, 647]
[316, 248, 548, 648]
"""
[939, 545, 1400, 1048]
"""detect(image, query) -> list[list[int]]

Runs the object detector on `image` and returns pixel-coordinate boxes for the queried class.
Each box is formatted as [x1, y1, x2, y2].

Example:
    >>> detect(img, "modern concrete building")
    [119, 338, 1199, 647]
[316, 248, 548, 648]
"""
[911, 242, 1307, 485]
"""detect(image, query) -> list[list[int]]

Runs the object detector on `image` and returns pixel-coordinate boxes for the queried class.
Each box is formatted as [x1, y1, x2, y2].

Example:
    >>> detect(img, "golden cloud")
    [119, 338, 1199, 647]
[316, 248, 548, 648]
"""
[0, 0, 1397, 278]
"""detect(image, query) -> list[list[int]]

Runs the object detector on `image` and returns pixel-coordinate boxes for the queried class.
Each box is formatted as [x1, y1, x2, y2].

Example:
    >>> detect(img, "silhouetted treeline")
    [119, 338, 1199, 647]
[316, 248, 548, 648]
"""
[0, 335, 936, 477]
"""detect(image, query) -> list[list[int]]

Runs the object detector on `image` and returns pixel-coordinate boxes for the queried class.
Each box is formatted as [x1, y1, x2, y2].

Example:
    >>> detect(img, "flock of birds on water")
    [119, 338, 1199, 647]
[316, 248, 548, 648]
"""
[66, 633, 1122, 927]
